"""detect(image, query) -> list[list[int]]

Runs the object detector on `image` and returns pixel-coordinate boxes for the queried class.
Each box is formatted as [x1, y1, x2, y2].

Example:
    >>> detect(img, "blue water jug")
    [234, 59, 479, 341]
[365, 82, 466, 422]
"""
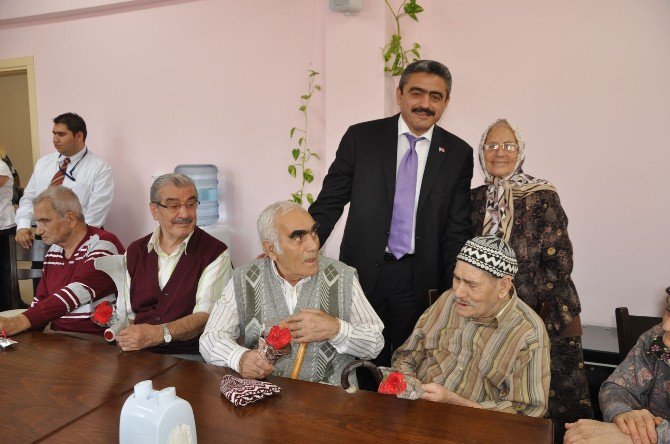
[174, 164, 219, 226]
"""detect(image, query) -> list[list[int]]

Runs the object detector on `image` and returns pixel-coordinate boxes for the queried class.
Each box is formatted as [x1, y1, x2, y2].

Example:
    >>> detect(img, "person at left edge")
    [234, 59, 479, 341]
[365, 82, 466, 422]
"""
[15, 112, 114, 249]
[115, 173, 231, 359]
[0, 157, 16, 310]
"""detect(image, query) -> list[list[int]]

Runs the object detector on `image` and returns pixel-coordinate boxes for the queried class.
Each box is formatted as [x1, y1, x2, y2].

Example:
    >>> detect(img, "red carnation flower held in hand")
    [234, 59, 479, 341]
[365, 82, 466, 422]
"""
[266, 325, 291, 349]
[258, 324, 293, 365]
[378, 372, 408, 395]
[91, 301, 113, 325]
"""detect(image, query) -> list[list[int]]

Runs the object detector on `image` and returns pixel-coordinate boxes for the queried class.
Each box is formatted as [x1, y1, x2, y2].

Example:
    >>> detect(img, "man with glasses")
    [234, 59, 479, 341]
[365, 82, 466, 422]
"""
[200, 201, 383, 384]
[115, 173, 231, 359]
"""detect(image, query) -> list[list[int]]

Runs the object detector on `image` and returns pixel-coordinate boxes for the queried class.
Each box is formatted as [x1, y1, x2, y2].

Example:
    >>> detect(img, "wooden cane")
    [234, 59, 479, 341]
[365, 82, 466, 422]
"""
[290, 343, 308, 379]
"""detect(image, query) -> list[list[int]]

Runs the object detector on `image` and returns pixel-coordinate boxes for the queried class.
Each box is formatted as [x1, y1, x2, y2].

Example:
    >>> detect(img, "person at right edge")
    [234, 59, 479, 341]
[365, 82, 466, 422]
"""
[470, 118, 593, 441]
[308, 60, 473, 389]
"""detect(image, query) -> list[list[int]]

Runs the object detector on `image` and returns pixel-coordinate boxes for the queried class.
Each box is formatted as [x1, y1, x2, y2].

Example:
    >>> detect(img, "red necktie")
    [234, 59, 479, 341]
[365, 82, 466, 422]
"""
[50, 157, 71, 187]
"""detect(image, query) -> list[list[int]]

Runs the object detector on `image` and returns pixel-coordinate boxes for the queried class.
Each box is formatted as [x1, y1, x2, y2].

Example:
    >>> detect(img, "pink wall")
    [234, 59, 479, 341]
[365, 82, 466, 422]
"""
[0, 0, 668, 326]
[407, 0, 670, 325]
[0, 0, 326, 267]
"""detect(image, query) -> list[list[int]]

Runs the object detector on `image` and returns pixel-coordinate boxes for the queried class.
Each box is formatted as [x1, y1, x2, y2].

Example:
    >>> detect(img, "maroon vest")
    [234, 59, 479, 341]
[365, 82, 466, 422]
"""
[126, 226, 227, 354]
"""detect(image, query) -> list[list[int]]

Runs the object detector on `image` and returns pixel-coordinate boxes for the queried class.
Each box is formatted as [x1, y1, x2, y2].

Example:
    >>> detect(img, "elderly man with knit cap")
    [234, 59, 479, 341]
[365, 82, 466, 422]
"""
[392, 235, 550, 417]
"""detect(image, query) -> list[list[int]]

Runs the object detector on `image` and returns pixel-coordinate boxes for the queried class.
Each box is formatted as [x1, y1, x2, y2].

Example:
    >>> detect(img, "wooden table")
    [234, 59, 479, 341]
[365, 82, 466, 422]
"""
[46, 361, 553, 443]
[0, 331, 180, 443]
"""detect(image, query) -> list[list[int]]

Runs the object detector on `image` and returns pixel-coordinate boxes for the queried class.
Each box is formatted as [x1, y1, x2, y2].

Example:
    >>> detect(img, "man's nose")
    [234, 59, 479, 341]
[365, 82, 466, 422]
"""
[306, 232, 320, 251]
[177, 204, 189, 217]
[35, 225, 44, 235]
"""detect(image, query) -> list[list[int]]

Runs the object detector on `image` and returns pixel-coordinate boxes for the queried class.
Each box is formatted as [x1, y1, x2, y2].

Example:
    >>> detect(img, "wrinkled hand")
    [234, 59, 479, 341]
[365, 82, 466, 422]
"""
[116, 324, 163, 351]
[15, 228, 34, 249]
[565, 419, 634, 444]
[420, 383, 454, 404]
[287, 308, 339, 343]
[239, 349, 274, 379]
[0, 314, 31, 336]
[613, 410, 660, 444]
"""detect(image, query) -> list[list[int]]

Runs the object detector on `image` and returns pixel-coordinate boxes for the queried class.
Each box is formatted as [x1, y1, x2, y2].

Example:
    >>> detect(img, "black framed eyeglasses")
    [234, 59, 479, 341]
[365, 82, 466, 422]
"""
[152, 199, 200, 212]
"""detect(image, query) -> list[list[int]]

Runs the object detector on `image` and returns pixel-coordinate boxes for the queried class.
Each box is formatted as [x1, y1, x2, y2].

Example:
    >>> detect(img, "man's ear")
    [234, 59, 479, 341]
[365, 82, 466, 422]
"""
[263, 240, 277, 260]
[498, 275, 513, 299]
[65, 211, 78, 227]
[149, 202, 159, 221]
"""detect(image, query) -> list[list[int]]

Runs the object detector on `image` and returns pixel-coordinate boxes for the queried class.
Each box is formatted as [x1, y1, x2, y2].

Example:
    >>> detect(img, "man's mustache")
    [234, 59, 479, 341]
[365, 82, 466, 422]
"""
[172, 217, 193, 224]
[412, 107, 435, 116]
[456, 298, 474, 307]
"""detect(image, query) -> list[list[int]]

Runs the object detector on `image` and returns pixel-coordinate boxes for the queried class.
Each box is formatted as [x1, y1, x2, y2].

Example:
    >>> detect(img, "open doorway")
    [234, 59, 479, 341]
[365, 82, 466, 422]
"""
[0, 56, 40, 305]
[0, 56, 39, 179]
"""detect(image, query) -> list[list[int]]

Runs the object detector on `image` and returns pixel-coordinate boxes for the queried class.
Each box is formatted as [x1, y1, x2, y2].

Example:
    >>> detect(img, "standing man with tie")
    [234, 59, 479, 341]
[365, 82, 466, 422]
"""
[15, 112, 114, 249]
[309, 60, 474, 373]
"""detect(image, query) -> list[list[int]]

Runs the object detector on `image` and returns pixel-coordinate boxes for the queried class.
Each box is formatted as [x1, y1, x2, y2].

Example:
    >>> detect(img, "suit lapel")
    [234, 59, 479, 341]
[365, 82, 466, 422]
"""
[380, 115, 400, 207]
[417, 127, 449, 214]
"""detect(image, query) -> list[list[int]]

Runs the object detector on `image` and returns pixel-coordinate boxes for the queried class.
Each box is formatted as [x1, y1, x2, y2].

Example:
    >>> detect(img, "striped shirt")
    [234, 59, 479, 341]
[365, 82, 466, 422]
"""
[392, 288, 550, 417]
[120, 227, 232, 320]
[23, 226, 125, 334]
[199, 260, 384, 372]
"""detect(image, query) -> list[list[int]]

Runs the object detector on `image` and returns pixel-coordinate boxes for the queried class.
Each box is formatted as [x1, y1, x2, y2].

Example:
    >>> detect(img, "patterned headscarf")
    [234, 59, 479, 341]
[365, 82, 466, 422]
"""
[479, 118, 556, 242]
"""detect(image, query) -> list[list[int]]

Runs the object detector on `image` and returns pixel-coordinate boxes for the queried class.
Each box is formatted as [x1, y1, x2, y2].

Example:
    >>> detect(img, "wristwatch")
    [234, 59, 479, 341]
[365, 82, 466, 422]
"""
[161, 323, 172, 344]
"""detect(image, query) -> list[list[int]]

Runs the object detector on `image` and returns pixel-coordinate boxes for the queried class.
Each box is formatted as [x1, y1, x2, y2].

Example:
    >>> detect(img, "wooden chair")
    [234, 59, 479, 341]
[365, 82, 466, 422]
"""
[428, 289, 439, 306]
[615, 307, 662, 363]
[8, 235, 49, 309]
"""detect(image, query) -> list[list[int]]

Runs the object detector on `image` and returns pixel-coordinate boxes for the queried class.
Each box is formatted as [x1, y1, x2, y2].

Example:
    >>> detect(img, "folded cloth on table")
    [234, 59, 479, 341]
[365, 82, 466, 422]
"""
[220, 375, 281, 407]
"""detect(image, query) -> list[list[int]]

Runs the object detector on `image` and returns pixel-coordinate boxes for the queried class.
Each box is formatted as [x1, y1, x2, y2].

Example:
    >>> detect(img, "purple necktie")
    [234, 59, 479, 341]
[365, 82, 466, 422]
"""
[388, 133, 424, 259]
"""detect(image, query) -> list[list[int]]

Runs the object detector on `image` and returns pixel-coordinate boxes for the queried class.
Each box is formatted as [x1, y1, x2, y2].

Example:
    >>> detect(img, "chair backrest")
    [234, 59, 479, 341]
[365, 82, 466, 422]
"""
[615, 307, 662, 363]
[428, 289, 439, 306]
[8, 235, 50, 309]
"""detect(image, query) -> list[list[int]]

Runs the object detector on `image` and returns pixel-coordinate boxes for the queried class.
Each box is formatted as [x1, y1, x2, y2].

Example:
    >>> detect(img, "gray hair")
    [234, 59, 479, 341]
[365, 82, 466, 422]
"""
[150, 173, 197, 203]
[399, 60, 452, 98]
[257, 201, 304, 254]
[34, 186, 85, 221]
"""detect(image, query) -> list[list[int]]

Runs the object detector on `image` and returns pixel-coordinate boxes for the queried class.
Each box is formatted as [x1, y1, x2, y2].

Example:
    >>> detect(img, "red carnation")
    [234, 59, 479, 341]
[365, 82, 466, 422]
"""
[378, 372, 407, 395]
[91, 301, 113, 325]
[266, 325, 291, 349]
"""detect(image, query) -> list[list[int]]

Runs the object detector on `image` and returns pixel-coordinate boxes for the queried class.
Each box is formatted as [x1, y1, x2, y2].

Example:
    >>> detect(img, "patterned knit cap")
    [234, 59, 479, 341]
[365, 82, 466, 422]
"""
[456, 235, 518, 278]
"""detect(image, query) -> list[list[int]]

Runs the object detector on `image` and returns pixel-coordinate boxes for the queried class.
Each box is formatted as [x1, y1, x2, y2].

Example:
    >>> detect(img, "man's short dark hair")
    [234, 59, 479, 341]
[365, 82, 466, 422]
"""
[53, 112, 87, 141]
[398, 60, 452, 98]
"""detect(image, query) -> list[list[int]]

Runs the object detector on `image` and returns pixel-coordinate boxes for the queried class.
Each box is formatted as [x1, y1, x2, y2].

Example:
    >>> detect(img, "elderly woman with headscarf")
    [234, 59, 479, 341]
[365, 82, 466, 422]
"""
[470, 119, 593, 441]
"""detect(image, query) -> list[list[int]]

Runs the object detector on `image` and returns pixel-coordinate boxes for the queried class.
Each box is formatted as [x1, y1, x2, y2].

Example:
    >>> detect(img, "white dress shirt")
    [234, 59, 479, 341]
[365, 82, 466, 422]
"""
[16, 147, 114, 229]
[394, 116, 434, 254]
[199, 261, 384, 372]
[119, 227, 232, 321]
[0, 162, 15, 230]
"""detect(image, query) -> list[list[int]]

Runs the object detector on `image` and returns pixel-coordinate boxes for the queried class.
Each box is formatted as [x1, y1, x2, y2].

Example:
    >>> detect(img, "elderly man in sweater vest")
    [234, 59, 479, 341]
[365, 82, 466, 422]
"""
[115, 173, 231, 358]
[200, 201, 383, 385]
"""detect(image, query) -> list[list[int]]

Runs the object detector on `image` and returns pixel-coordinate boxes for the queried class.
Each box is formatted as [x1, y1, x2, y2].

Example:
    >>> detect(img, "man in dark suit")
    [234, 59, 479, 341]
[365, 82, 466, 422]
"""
[309, 60, 473, 370]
